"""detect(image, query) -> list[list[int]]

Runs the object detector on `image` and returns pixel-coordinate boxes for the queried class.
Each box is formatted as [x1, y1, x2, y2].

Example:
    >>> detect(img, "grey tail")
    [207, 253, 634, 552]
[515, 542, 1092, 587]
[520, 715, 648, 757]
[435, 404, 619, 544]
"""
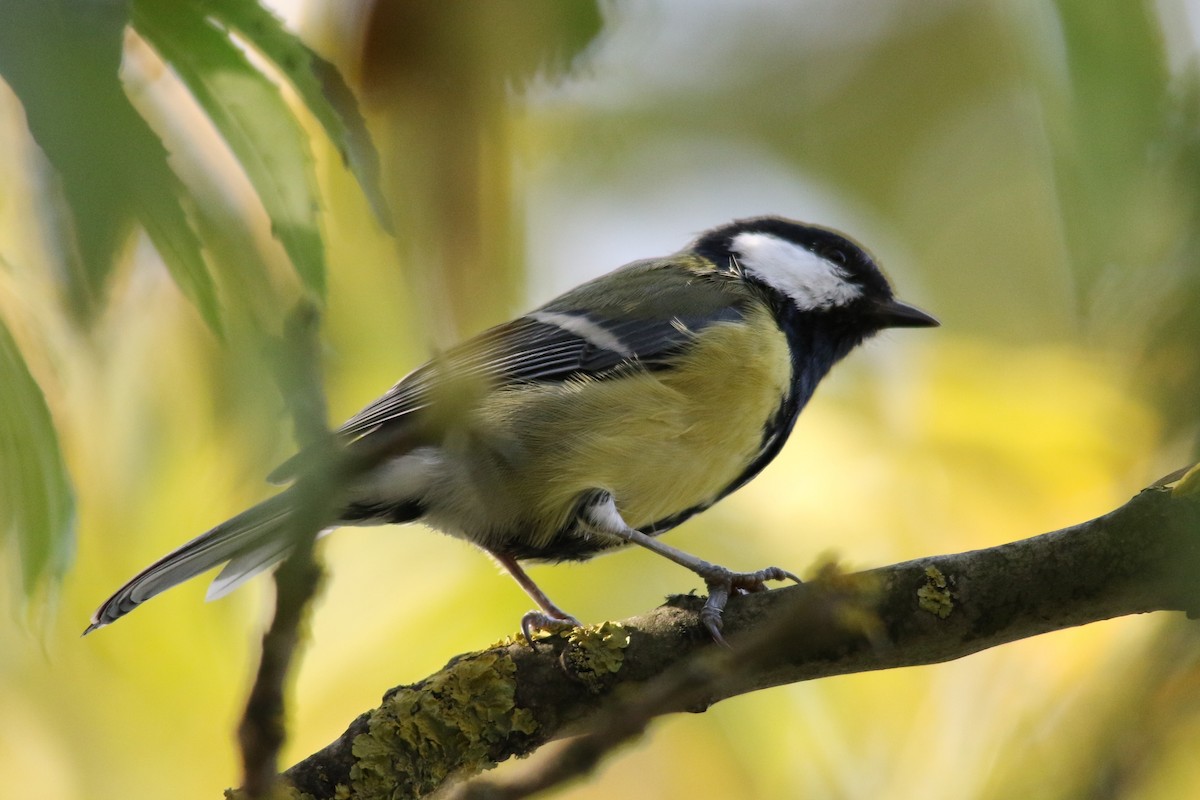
[83, 492, 296, 634]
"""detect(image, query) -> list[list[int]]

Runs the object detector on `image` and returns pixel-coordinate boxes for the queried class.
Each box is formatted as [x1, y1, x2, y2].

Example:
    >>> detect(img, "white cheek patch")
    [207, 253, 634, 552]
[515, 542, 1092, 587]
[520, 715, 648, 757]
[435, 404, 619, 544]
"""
[731, 231, 863, 310]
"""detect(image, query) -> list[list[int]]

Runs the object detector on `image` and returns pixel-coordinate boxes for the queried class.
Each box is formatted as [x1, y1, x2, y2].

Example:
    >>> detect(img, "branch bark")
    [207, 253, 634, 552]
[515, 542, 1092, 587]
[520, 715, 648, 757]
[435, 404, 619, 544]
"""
[241, 474, 1200, 800]
[237, 305, 337, 798]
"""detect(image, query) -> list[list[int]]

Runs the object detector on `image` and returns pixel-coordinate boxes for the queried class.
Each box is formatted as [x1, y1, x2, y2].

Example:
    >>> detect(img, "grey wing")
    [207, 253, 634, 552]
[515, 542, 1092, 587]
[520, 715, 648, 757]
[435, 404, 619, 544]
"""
[269, 264, 745, 482]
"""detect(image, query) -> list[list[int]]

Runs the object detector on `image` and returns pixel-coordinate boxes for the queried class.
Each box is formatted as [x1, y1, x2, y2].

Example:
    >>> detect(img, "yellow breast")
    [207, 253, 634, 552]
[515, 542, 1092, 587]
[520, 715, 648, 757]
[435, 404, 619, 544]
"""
[468, 303, 792, 546]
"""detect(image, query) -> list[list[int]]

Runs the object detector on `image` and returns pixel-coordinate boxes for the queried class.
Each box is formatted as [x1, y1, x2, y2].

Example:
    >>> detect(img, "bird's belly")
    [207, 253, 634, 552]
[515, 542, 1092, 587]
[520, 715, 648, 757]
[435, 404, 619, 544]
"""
[429, 313, 793, 554]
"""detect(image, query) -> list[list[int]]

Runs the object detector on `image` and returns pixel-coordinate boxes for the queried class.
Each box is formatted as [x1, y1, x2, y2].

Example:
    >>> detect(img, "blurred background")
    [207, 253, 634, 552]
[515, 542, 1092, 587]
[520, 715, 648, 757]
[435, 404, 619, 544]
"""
[2, 0, 1199, 797]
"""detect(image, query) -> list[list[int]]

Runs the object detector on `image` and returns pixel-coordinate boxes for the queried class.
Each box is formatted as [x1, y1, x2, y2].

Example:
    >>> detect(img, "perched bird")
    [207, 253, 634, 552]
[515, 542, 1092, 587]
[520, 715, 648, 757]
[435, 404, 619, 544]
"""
[86, 216, 937, 642]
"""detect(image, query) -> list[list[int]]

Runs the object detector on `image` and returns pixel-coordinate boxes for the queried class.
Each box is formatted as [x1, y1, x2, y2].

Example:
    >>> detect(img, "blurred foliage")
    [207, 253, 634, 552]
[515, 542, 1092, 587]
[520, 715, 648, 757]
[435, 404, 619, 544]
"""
[1, 1, 1199, 799]
[0, 314, 74, 601]
[1046, 0, 1200, 438]
[353, 0, 603, 341]
[0, 0, 389, 327]
[0, 0, 388, 598]
[0, 0, 218, 328]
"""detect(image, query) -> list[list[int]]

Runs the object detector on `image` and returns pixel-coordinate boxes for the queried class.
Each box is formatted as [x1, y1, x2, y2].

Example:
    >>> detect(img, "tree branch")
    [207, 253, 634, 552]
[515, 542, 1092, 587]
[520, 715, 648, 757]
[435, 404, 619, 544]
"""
[237, 305, 338, 798]
[252, 474, 1200, 800]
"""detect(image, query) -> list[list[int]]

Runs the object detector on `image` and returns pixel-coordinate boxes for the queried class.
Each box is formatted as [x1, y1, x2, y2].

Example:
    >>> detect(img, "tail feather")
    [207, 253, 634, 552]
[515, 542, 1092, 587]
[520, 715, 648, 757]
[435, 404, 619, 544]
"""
[85, 493, 294, 633]
[205, 537, 295, 602]
[206, 524, 343, 602]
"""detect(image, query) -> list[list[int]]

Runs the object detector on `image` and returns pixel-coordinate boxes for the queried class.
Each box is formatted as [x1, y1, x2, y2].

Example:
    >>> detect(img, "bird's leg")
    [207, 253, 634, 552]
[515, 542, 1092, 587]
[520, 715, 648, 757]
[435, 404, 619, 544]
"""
[490, 551, 582, 642]
[583, 493, 800, 645]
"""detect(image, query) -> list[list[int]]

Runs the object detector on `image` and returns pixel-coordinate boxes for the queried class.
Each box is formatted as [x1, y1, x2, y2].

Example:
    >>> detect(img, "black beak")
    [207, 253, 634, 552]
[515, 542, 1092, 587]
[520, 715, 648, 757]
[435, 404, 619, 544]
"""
[871, 297, 939, 329]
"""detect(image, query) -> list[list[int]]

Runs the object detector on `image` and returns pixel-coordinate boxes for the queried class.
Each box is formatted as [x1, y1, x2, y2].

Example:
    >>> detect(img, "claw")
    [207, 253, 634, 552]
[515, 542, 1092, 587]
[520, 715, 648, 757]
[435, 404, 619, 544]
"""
[520, 610, 582, 645]
[700, 566, 802, 645]
[700, 585, 731, 647]
[573, 493, 801, 646]
[731, 566, 801, 594]
[492, 551, 583, 644]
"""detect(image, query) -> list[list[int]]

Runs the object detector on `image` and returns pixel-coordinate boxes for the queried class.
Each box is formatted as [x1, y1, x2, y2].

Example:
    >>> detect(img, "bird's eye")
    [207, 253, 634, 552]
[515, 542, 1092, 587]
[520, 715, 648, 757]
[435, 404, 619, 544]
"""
[825, 248, 848, 267]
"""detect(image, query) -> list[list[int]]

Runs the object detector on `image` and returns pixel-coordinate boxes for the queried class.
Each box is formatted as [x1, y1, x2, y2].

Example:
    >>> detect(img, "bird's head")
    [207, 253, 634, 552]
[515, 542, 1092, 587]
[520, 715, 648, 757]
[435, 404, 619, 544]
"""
[693, 216, 939, 333]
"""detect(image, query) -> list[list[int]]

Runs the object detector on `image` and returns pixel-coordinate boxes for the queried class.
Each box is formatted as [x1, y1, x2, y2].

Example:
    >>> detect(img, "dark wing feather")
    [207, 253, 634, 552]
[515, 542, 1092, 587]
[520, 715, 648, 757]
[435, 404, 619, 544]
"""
[268, 261, 747, 483]
[336, 308, 742, 439]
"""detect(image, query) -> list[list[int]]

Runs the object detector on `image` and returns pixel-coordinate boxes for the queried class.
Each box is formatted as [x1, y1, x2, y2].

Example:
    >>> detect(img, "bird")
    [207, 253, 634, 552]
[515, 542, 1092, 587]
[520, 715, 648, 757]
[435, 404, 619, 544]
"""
[85, 215, 937, 642]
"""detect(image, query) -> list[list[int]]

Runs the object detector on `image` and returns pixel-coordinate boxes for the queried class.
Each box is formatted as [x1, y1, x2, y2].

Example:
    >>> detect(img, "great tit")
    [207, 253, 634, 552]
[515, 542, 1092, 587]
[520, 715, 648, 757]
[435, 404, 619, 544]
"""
[86, 215, 937, 642]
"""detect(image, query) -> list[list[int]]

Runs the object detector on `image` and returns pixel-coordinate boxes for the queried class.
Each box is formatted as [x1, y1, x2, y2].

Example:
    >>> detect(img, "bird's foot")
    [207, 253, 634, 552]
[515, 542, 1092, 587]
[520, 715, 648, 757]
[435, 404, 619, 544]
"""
[520, 610, 583, 645]
[700, 566, 802, 646]
[574, 494, 801, 644]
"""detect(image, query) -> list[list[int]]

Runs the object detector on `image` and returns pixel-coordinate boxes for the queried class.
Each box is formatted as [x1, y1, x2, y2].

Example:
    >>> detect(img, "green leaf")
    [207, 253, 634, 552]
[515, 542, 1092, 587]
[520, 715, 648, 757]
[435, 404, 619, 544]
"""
[0, 317, 76, 599]
[205, 0, 392, 231]
[0, 0, 221, 331]
[1049, 0, 1171, 286]
[139, 177, 226, 335]
[132, 0, 328, 299]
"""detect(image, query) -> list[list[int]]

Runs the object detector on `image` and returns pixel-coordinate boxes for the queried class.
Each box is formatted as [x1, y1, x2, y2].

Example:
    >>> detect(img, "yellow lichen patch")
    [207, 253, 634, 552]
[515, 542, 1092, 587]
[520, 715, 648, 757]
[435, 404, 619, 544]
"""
[488, 619, 574, 650]
[917, 566, 953, 619]
[347, 650, 537, 799]
[485, 632, 523, 650]
[562, 621, 631, 693]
